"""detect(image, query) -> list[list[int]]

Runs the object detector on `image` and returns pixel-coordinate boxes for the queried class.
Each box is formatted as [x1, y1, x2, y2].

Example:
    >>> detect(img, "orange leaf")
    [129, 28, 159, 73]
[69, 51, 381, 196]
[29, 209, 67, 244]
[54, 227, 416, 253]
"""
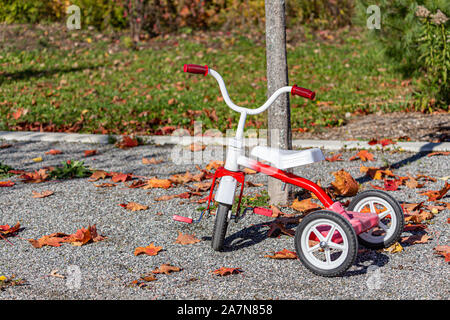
[264, 248, 298, 259]
[152, 264, 182, 275]
[419, 182, 450, 201]
[400, 234, 431, 245]
[211, 267, 243, 276]
[116, 135, 139, 149]
[45, 149, 62, 155]
[325, 153, 343, 162]
[331, 169, 359, 196]
[175, 231, 201, 245]
[205, 160, 224, 171]
[119, 202, 149, 211]
[111, 173, 132, 183]
[84, 150, 97, 157]
[349, 150, 374, 162]
[32, 190, 54, 198]
[143, 178, 172, 189]
[142, 157, 163, 165]
[291, 198, 321, 213]
[0, 181, 14, 187]
[134, 242, 163, 256]
[89, 170, 108, 182]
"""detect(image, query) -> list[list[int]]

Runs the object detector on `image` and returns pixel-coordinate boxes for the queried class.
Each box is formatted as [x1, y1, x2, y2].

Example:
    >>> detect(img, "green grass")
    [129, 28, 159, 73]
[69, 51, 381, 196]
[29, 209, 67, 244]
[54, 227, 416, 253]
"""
[0, 25, 418, 135]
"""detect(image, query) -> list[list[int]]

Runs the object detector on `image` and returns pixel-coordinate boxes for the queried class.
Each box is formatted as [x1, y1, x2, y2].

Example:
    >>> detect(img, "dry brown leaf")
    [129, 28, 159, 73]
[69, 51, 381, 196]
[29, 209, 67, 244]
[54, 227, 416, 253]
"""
[32, 190, 54, 198]
[142, 157, 163, 165]
[175, 231, 201, 245]
[142, 178, 172, 189]
[264, 248, 298, 259]
[152, 264, 182, 275]
[290, 198, 321, 213]
[331, 169, 359, 196]
[134, 242, 163, 256]
[119, 202, 149, 211]
[211, 267, 243, 276]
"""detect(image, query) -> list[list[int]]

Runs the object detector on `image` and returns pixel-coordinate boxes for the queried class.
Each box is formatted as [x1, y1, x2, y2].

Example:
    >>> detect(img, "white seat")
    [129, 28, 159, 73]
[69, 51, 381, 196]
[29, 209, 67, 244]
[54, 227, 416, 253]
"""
[250, 146, 325, 170]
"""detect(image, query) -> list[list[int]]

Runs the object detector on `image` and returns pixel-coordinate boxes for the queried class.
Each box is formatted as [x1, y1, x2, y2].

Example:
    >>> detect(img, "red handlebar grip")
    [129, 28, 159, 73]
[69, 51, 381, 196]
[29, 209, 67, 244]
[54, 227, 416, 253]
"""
[291, 85, 316, 100]
[183, 64, 208, 76]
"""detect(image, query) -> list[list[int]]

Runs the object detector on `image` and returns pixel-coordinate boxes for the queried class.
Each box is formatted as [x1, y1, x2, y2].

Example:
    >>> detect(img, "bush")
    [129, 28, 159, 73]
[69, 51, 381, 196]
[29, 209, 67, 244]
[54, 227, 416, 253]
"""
[0, 0, 64, 23]
[355, 0, 449, 107]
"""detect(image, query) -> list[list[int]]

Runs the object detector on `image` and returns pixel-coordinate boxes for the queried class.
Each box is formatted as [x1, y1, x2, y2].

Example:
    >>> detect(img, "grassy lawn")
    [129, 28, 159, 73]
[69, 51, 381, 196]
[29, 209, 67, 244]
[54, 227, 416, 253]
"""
[0, 24, 417, 136]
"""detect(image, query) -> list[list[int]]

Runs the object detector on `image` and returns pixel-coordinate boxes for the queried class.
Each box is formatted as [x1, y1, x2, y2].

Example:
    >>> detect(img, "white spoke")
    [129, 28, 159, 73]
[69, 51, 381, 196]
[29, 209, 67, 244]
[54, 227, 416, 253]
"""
[312, 228, 325, 242]
[325, 225, 336, 243]
[369, 202, 376, 214]
[328, 242, 346, 251]
[325, 249, 331, 265]
[378, 221, 389, 231]
[378, 209, 391, 220]
[307, 244, 320, 253]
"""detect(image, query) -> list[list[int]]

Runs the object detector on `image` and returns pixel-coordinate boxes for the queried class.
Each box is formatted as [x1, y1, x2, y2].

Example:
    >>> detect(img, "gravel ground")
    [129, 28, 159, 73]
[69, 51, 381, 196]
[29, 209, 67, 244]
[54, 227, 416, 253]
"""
[0, 140, 448, 300]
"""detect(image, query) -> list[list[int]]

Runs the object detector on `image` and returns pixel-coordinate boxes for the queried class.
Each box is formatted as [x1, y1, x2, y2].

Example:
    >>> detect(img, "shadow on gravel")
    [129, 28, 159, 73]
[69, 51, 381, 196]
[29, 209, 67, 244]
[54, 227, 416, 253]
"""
[344, 251, 390, 277]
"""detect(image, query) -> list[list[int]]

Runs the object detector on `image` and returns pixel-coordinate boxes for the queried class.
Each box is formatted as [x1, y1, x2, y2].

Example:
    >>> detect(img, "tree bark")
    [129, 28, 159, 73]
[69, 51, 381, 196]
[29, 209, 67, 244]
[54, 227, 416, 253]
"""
[265, 0, 292, 206]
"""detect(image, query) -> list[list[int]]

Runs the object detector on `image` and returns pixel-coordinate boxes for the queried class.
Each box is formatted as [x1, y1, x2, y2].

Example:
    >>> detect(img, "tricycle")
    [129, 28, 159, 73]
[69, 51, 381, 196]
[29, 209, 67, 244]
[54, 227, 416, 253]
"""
[174, 64, 404, 277]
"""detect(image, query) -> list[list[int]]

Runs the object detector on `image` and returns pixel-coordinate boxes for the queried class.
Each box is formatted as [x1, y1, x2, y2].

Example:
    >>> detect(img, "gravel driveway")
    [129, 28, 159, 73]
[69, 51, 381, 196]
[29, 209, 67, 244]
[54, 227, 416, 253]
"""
[0, 140, 448, 300]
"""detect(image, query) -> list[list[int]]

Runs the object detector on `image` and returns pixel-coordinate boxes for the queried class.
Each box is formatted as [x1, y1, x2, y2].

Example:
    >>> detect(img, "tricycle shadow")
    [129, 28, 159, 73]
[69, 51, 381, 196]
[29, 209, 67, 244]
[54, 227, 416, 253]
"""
[203, 220, 390, 277]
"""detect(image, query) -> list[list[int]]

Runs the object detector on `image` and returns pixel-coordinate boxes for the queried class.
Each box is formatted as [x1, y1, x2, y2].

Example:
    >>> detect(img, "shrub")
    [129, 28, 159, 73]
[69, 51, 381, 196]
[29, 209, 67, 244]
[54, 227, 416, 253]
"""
[355, 0, 449, 107]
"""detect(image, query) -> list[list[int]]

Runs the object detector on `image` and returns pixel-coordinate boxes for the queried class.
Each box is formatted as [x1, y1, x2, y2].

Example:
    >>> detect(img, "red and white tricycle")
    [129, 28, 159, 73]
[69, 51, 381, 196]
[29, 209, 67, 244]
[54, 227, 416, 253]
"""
[174, 64, 404, 277]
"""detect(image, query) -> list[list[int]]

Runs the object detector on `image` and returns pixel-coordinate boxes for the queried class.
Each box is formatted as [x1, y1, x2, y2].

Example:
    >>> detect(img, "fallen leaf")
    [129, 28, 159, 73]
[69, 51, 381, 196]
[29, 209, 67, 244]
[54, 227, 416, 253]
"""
[111, 172, 132, 183]
[32, 157, 43, 163]
[116, 135, 139, 149]
[325, 153, 343, 162]
[94, 183, 116, 188]
[20, 169, 49, 183]
[0, 222, 21, 237]
[400, 234, 431, 245]
[49, 270, 65, 279]
[383, 242, 403, 253]
[189, 143, 206, 152]
[264, 248, 298, 259]
[175, 231, 201, 245]
[434, 245, 450, 262]
[143, 178, 172, 189]
[84, 150, 97, 157]
[134, 242, 163, 256]
[211, 267, 243, 276]
[205, 160, 224, 171]
[291, 198, 321, 213]
[331, 169, 359, 196]
[349, 150, 374, 162]
[32, 190, 54, 198]
[119, 202, 149, 211]
[45, 149, 62, 155]
[427, 152, 450, 157]
[89, 170, 108, 182]
[0, 181, 14, 187]
[419, 182, 450, 201]
[152, 264, 182, 275]
[142, 157, 163, 165]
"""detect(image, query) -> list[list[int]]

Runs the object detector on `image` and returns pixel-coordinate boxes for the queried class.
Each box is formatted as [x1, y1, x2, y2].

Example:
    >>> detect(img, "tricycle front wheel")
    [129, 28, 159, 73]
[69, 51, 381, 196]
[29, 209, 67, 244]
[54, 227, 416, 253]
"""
[295, 210, 358, 277]
[211, 203, 231, 251]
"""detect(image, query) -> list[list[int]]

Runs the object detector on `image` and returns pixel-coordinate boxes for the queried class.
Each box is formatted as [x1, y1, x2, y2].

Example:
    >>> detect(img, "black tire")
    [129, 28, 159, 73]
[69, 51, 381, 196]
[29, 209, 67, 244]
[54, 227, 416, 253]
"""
[295, 210, 358, 277]
[347, 189, 404, 249]
[211, 203, 231, 251]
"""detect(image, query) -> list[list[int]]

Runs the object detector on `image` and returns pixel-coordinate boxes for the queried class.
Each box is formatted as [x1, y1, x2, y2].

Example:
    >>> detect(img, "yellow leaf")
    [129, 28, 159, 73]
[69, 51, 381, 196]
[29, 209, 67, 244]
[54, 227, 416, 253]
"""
[0, 276, 6, 281]
[383, 242, 403, 254]
[33, 157, 43, 162]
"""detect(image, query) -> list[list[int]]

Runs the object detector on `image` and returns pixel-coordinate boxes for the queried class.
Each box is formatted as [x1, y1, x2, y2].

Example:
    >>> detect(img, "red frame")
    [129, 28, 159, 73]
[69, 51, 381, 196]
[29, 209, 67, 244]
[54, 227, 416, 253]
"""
[205, 160, 335, 214]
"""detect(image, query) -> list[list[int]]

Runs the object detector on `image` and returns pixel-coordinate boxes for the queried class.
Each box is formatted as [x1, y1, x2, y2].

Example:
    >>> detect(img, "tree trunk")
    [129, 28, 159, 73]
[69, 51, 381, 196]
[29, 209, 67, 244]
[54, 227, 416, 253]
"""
[265, 0, 292, 206]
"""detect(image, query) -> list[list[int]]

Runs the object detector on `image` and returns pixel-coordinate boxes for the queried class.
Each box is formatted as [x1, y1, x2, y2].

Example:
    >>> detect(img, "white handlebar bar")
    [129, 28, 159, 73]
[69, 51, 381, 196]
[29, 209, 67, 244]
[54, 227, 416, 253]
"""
[209, 69, 292, 116]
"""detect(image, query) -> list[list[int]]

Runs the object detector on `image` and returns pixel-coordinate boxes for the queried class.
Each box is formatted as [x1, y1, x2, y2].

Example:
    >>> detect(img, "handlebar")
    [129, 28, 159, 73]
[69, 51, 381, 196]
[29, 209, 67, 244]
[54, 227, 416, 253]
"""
[183, 64, 316, 115]
[291, 85, 316, 100]
[184, 64, 208, 76]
